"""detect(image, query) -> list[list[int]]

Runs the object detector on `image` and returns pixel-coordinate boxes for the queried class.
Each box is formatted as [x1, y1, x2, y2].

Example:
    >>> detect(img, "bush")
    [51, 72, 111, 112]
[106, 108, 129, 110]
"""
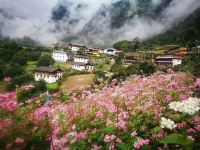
[6, 74, 34, 91]
[34, 80, 47, 93]
[125, 62, 140, 76]
[113, 40, 135, 52]
[46, 83, 59, 92]
[110, 63, 126, 73]
[139, 62, 156, 76]
[6, 64, 24, 78]
[173, 51, 200, 77]
[61, 92, 70, 103]
[95, 71, 106, 79]
[0, 60, 6, 80]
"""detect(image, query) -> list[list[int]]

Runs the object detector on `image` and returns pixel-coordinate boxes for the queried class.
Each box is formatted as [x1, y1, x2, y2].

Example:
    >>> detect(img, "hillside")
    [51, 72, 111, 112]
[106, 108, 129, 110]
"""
[143, 7, 200, 46]
[51, 0, 200, 46]
[0, 0, 199, 46]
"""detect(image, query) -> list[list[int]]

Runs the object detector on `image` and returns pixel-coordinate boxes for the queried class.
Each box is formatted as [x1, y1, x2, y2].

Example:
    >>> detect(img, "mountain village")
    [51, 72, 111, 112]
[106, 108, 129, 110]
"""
[34, 42, 194, 84]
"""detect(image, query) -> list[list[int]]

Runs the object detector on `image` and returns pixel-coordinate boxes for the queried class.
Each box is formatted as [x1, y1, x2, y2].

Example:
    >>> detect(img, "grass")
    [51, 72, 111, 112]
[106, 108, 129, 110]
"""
[47, 83, 59, 91]
[53, 62, 71, 71]
[139, 45, 181, 55]
[0, 81, 6, 93]
[94, 63, 112, 72]
[26, 61, 37, 74]
[59, 74, 95, 92]
[92, 56, 114, 72]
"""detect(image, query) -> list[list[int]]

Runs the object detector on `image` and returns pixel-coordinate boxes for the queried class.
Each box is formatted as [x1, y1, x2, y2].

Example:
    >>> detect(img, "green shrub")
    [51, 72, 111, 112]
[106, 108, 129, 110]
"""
[6, 74, 34, 91]
[34, 80, 47, 92]
[6, 64, 24, 78]
[61, 92, 70, 103]
[37, 54, 54, 67]
[139, 62, 156, 75]
[47, 83, 59, 92]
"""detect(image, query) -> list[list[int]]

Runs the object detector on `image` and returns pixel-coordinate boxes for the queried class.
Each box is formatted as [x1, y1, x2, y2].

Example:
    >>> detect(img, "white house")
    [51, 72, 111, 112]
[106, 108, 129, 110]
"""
[74, 55, 89, 64]
[103, 48, 118, 55]
[172, 58, 182, 66]
[155, 55, 182, 67]
[35, 67, 63, 83]
[72, 55, 94, 72]
[72, 62, 94, 72]
[69, 44, 87, 52]
[52, 49, 69, 62]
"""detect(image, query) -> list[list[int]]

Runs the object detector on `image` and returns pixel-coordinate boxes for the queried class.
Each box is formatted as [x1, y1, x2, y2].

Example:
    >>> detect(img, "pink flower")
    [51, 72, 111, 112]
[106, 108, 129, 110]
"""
[20, 84, 35, 91]
[109, 143, 115, 150]
[176, 122, 186, 129]
[134, 139, 150, 149]
[107, 104, 117, 114]
[4, 77, 12, 82]
[116, 138, 122, 143]
[195, 125, 200, 131]
[93, 145, 102, 150]
[77, 132, 85, 140]
[0, 118, 12, 130]
[34, 106, 50, 123]
[180, 95, 188, 101]
[187, 136, 195, 141]
[194, 78, 200, 87]
[104, 135, 116, 143]
[15, 138, 24, 143]
[72, 124, 76, 130]
[4, 101, 17, 111]
[6, 143, 13, 149]
[92, 128, 98, 133]
[106, 119, 113, 126]
[187, 128, 195, 133]
[96, 111, 104, 119]
[118, 112, 129, 119]
[103, 135, 110, 143]
[0, 92, 17, 112]
[131, 131, 138, 137]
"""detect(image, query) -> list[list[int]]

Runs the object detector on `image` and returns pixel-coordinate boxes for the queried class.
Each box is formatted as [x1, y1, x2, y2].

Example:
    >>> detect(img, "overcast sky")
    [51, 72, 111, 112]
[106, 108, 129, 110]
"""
[0, 0, 200, 46]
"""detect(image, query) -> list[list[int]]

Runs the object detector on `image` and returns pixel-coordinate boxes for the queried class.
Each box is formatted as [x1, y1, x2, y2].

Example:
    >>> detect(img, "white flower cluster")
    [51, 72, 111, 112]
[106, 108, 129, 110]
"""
[160, 117, 177, 130]
[169, 97, 200, 115]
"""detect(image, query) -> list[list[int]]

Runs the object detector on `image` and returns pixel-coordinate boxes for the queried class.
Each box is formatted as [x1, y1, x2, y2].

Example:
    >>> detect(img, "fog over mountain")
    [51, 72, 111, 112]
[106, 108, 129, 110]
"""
[0, 0, 200, 46]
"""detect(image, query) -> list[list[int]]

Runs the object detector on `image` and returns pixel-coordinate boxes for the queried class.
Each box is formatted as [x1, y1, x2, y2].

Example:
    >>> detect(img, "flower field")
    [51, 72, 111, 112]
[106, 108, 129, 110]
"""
[0, 72, 200, 150]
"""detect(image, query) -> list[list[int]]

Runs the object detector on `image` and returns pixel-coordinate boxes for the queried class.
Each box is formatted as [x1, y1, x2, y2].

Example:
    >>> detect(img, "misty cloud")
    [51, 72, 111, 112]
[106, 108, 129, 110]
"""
[116, 0, 200, 41]
[0, 0, 199, 46]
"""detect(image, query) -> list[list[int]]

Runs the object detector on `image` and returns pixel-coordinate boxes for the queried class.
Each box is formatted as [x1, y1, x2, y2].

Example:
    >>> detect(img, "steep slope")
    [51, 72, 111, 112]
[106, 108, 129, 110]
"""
[143, 7, 200, 46]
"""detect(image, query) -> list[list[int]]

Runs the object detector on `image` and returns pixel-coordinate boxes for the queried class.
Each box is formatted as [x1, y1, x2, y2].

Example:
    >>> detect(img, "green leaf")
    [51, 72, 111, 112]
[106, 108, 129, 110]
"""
[160, 133, 193, 150]
[146, 109, 152, 117]
[152, 126, 161, 133]
[100, 125, 115, 134]
[116, 143, 132, 150]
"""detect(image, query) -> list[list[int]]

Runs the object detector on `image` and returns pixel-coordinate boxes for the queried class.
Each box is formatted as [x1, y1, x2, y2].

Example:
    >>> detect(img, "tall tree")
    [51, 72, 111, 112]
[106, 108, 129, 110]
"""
[37, 55, 55, 67]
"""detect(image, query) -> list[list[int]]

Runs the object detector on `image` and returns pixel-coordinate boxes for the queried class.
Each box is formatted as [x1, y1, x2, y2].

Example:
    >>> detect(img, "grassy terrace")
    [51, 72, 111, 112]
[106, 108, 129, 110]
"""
[59, 74, 95, 92]
[53, 62, 71, 71]
[138, 45, 180, 55]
